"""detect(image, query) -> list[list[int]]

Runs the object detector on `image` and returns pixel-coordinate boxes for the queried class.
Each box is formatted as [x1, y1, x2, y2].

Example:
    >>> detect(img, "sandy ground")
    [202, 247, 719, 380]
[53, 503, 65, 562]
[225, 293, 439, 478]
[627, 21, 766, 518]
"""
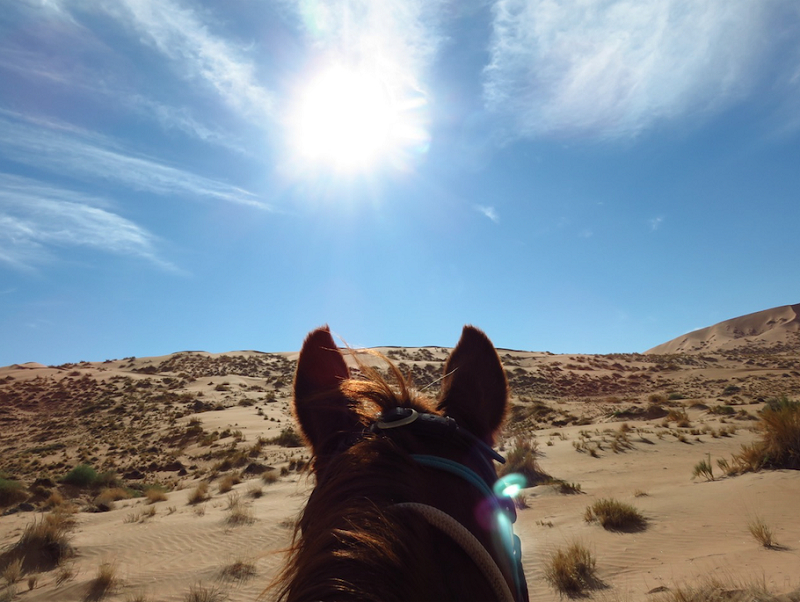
[2, 312, 800, 600]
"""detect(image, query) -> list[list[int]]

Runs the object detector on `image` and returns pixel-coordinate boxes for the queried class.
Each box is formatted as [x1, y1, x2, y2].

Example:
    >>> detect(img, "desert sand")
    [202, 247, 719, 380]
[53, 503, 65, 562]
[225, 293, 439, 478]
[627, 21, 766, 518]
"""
[2, 305, 800, 601]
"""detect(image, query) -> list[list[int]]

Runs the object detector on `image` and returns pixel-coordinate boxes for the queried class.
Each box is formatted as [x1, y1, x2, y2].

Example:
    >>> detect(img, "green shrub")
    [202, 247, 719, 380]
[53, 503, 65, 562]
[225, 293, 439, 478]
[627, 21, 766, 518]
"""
[268, 427, 304, 448]
[692, 454, 714, 481]
[62, 464, 98, 488]
[0, 478, 27, 507]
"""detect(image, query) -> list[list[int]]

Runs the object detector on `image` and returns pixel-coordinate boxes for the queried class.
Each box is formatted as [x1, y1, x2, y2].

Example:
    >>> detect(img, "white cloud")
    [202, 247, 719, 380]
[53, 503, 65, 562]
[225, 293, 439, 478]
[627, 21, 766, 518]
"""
[0, 112, 269, 209]
[476, 204, 500, 223]
[107, 0, 275, 121]
[0, 174, 172, 270]
[649, 216, 664, 231]
[289, 0, 448, 97]
[484, 0, 787, 139]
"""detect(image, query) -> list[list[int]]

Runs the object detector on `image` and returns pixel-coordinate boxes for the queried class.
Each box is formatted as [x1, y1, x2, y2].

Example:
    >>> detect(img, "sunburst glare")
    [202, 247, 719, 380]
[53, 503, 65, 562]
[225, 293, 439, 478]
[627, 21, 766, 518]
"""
[288, 64, 430, 175]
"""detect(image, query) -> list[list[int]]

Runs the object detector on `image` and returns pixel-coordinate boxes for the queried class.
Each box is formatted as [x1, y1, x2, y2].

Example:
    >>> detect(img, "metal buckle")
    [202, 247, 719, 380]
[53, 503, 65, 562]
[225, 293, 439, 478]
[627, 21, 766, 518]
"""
[373, 407, 419, 430]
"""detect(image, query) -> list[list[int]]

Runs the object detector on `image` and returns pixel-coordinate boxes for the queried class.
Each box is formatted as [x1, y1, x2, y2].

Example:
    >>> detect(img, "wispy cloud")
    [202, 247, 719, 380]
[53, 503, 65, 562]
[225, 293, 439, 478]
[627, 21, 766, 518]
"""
[649, 216, 664, 231]
[5, 0, 274, 138]
[290, 0, 448, 95]
[475, 204, 500, 223]
[0, 174, 172, 270]
[484, 0, 793, 139]
[105, 0, 275, 121]
[0, 111, 269, 209]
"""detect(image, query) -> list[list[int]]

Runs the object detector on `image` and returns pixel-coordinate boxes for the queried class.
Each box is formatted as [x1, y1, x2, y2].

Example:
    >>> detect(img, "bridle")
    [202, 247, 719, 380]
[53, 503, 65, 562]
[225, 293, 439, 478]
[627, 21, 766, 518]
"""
[368, 407, 528, 602]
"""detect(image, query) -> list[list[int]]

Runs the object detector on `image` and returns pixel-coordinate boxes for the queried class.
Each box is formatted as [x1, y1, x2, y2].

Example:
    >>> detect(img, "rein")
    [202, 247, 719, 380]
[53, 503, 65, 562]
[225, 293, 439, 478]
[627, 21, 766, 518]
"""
[370, 408, 527, 602]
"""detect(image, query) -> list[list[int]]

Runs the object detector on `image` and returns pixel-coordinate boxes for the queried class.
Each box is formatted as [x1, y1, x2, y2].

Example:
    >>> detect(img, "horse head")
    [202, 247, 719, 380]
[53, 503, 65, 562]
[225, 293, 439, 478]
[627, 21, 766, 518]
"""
[276, 325, 529, 602]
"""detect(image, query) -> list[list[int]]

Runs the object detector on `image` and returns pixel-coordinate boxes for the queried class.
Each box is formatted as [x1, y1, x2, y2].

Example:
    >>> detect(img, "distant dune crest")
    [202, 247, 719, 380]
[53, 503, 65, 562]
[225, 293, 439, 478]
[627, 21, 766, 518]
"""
[646, 303, 800, 354]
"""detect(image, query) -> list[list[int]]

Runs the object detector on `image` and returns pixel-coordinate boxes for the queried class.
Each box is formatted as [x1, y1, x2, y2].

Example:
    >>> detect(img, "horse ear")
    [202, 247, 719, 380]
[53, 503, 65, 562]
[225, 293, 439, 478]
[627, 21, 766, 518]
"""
[437, 326, 508, 444]
[293, 327, 359, 462]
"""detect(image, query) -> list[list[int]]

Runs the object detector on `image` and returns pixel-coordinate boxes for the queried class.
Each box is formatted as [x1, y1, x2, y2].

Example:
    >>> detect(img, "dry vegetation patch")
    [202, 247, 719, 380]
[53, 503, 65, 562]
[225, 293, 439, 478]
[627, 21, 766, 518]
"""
[219, 558, 256, 583]
[4, 510, 76, 571]
[544, 541, 598, 597]
[584, 498, 646, 532]
[654, 576, 800, 602]
[185, 582, 227, 602]
[188, 482, 210, 505]
[500, 436, 550, 486]
[84, 561, 118, 601]
[747, 516, 777, 548]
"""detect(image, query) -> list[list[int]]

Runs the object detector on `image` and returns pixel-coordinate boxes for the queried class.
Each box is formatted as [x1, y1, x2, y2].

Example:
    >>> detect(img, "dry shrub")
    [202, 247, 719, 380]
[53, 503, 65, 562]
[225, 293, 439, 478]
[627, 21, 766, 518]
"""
[1, 558, 22, 585]
[217, 474, 238, 494]
[654, 575, 797, 602]
[14, 510, 75, 570]
[549, 479, 582, 495]
[144, 487, 168, 504]
[747, 516, 776, 548]
[247, 483, 263, 498]
[585, 498, 646, 531]
[184, 583, 226, 602]
[730, 396, 800, 472]
[219, 558, 256, 583]
[499, 436, 550, 485]
[188, 482, 209, 505]
[225, 493, 254, 526]
[93, 487, 128, 512]
[755, 397, 800, 469]
[45, 490, 65, 509]
[544, 541, 598, 596]
[85, 561, 117, 600]
[261, 471, 278, 485]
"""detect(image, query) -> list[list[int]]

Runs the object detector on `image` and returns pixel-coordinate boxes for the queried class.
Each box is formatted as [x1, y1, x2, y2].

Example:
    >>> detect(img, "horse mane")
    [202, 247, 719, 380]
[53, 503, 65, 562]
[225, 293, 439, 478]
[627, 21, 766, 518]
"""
[270, 353, 503, 602]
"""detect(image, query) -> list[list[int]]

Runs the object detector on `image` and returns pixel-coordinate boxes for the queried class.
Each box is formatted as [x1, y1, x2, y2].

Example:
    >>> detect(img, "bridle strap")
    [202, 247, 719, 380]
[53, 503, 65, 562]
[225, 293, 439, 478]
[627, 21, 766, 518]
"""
[392, 502, 516, 602]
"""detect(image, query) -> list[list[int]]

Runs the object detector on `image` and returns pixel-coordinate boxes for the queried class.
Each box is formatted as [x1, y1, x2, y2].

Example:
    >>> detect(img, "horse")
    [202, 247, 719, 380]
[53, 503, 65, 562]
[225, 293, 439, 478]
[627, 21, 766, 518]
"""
[272, 325, 529, 602]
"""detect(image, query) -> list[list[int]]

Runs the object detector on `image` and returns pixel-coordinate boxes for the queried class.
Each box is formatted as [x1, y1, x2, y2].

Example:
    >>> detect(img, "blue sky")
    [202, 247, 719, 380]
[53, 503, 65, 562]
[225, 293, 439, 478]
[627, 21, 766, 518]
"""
[2, 0, 799, 366]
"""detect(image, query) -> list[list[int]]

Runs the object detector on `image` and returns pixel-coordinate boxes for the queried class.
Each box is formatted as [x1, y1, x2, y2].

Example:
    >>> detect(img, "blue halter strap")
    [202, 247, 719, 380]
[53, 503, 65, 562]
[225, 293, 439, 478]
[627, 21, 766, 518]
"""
[371, 408, 527, 602]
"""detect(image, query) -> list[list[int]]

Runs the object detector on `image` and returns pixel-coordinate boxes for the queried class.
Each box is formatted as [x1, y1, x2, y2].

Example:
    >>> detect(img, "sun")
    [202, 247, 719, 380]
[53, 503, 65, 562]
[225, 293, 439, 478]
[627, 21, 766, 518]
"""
[289, 65, 427, 173]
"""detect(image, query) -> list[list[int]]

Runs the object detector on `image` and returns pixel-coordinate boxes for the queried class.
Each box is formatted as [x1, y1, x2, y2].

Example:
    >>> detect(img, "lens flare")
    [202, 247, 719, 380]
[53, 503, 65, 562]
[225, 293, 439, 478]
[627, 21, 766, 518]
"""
[494, 473, 527, 499]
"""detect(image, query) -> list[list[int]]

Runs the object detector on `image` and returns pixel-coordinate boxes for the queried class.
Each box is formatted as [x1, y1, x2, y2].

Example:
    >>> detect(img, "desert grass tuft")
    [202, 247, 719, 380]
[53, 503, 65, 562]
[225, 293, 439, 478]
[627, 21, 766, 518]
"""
[84, 561, 117, 600]
[549, 479, 582, 494]
[543, 540, 598, 596]
[747, 515, 776, 548]
[184, 582, 227, 602]
[692, 454, 714, 481]
[144, 487, 168, 504]
[225, 493, 254, 526]
[217, 474, 238, 494]
[585, 498, 646, 531]
[732, 396, 800, 472]
[219, 558, 256, 583]
[15, 510, 75, 569]
[499, 436, 550, 486]
[1, 558, 22, 585]
[654, 575, 792, 601]
[187, 482, 209, 505]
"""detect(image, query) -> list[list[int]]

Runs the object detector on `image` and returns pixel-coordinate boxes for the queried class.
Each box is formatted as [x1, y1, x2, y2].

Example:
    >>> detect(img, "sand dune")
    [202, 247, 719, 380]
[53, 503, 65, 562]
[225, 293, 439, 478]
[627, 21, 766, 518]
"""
[647, 303, 800, 355]
[2, 310, 800, 601]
